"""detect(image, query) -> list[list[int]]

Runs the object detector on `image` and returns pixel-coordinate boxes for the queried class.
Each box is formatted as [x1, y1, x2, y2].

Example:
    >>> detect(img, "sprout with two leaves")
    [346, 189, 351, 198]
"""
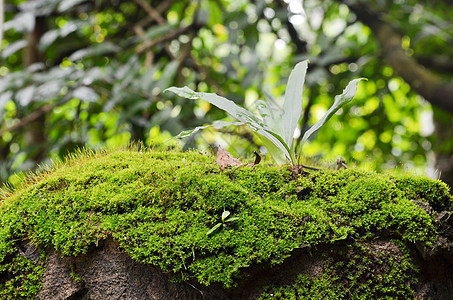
[206, 211, 239, 236]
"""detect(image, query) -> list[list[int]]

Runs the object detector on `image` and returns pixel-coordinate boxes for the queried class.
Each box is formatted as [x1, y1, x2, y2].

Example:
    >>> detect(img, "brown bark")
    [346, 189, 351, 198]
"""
[417, 55, 453, 74]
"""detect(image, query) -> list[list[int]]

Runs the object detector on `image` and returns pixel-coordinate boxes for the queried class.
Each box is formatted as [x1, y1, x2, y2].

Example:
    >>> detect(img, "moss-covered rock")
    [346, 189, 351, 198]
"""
[0, 147, 452, 299]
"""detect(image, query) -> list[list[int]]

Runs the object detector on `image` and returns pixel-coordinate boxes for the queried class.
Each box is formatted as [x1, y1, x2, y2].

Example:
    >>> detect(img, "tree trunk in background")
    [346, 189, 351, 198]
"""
[23, 16, 47, 164]
[343, 1, 453, 113]
[0, 0, 4, 52]
[344, 1, 453, 188]
[433, 110, 453, 188]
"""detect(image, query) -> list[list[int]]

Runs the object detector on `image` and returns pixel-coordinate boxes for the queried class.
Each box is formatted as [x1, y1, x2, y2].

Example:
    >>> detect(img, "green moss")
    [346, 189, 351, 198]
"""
[260, 241, 418, 299]
[392, 175, 452, 211]
[0, 248, 46, 299]
[0, 147, 451, 296]
[70, 264, 84, 285]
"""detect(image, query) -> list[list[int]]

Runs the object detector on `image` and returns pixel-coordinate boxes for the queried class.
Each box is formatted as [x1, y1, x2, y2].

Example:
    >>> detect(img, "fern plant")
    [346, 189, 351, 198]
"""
[166, 60, 364, 165]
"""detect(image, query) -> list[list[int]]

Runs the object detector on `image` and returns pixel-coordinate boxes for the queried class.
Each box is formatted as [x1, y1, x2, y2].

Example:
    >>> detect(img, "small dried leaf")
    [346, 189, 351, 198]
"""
[216, 146, 243, 170]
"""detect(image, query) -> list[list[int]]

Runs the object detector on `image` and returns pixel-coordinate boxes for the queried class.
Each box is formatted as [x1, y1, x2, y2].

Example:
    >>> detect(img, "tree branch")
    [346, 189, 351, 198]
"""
[135, 25, 193, 54]
[416, 55, 453, 74]
[134, 0, 166, 25]
[343, 1, 453, 113]
[0, 104, 55, 137]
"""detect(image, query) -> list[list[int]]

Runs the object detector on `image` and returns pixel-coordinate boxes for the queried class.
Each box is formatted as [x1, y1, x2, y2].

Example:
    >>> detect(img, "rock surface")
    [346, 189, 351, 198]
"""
[2, 149, 453, 299]
[36, 238, 221, 300]
[32, 237, 453, 300]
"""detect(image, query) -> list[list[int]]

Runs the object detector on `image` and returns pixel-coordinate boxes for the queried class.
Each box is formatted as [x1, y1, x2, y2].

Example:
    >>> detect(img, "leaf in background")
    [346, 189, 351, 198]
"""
[33, 65, 74, 83]
[206, 0, 223, 27]
[39, 21, 78, 51]
[83, 67, 105, 85]
[73, 86, 99, 103]
[118, 57, 142, 87]
[16, 86, 35, 106]
[35, 81, 61, 101]
[3, 12, 35, 33]
[0, 91, 13, 123]
[144, 24, 175, 40]
[27, 63, 46, 73]
[39, 30, 59, 50]
[58, 0, 86, 12]
[2, 40, 28, 59]
[282, 60, 308, 150]
[69, 42, 121, 62]
[140, 65, 159, 91]
[299, 78, 366, 149]
[155, 61, 180, 90]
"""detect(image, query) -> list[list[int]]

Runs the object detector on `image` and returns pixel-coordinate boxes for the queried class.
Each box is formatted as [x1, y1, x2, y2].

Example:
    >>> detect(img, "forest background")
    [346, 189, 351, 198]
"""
[0, 0, 452, 187]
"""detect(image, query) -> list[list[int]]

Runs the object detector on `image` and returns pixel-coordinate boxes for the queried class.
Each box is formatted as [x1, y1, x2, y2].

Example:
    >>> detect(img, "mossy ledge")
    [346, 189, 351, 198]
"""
[0, 147, 452, 299]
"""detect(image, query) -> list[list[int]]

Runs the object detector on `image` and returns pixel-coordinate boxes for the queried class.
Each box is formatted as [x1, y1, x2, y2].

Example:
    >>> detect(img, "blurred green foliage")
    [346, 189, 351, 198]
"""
[0, 0, 452, 184]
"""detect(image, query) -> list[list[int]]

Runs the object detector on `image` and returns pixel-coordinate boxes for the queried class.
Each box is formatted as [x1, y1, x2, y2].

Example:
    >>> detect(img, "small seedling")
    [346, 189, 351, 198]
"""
[166, 60, 365, 165]
[206, 210, 239, 236]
